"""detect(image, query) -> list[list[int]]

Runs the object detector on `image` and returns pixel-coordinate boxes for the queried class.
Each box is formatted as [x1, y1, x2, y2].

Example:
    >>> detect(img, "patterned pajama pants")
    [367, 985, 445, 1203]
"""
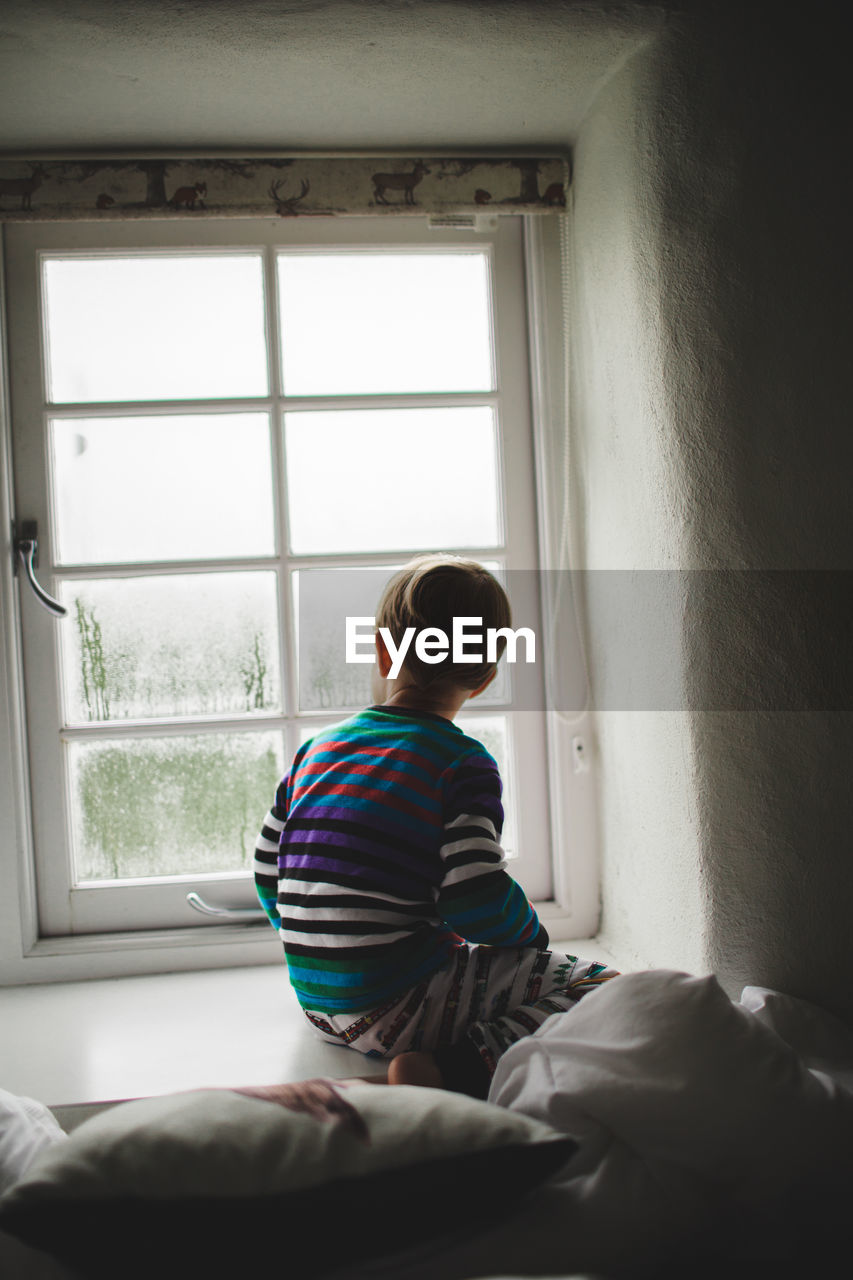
[302, 945, 619, 1081]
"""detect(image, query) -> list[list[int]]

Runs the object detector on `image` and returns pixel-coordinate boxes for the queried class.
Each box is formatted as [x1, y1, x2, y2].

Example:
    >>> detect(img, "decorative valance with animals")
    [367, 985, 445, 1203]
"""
[0, 155, 568, 221]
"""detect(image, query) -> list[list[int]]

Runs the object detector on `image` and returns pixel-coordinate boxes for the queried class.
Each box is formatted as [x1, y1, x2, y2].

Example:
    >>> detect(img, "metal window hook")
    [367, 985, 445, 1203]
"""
[186, 892, 267, 922]
[12, 520, 67, 617]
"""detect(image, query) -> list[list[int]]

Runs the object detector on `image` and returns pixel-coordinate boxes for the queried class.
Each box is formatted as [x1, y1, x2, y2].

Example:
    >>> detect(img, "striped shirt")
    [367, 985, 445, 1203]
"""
[253, 705, 548, 1014]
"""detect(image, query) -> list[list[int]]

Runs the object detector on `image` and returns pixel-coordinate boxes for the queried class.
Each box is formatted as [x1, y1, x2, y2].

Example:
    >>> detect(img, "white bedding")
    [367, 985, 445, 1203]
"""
[0, 1088, 67, 1197]
[3, 969, 852, 1280]
[0, 1090, 70, 1278]
[489, 972, 853, 1272]
[331, 971, 853, 1279]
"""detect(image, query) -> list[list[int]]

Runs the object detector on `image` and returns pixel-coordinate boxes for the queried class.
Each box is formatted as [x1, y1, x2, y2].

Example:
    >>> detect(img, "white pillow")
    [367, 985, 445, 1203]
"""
[0, 1080, 574, 1280]
[0, 1089, 67, 1196]
[740, 984, 853, 1091]
[490, 970, 853, 1229]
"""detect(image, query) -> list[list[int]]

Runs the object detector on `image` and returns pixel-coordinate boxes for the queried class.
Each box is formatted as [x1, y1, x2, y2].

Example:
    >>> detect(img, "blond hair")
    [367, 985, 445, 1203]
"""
[375, 554, 511, 690]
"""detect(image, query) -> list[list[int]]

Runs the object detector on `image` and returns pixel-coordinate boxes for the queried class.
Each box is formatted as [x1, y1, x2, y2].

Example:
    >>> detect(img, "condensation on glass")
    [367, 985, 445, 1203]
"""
[295, 567, 391, 713]
[67, 732, 284, 882]
[60, 573, 281, 722]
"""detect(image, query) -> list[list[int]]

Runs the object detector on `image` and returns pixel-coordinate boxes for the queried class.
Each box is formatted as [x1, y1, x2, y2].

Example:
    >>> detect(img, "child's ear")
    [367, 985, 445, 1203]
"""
[375, 632, 393, 678]
[468, 668, 497, 700]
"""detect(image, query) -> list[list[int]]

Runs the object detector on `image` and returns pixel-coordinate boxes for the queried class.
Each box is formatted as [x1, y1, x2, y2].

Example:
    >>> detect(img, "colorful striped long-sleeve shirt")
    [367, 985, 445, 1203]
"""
[253, 705, 549, 1013]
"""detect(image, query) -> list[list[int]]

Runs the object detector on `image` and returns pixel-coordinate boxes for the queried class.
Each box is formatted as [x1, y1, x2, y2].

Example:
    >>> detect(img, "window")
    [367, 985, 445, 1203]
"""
[1, 212, 596, 978]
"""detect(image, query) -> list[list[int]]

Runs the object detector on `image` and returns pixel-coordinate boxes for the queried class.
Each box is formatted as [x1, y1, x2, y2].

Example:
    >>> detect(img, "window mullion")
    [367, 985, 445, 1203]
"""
[51, 557, 279, 580]
[41, 397, 273, 417]
[278, 390, 500, 413]
[60, 715, 290, 740]
[264, 243, 297, 757]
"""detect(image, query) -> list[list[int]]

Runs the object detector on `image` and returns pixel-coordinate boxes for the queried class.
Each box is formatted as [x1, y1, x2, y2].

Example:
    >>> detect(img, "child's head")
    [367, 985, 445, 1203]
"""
[375, 554, 511, 693]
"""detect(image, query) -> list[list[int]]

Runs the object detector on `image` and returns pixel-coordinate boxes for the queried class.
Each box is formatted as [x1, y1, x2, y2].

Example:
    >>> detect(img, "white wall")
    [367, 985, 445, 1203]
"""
[570, 29, 708, 976]
[572, 9, 853, 1018]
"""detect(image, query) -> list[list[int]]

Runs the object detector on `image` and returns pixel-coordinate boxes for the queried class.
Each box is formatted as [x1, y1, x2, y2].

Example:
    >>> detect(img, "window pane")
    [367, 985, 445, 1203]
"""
[61, 573, 281, 722]
[278, 252, 494, 395]
[285, 407, 501, 554]
[295, 567, 391, 712]
[51, 414, 275, 564]
[294, 565, 508, 713]
[68, 731, 284, 882]
[42, 255, 268, 402]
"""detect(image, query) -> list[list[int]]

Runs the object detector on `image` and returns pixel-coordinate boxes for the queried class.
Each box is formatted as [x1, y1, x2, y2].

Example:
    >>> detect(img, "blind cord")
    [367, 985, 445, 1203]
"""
[544, 199, 591, 724]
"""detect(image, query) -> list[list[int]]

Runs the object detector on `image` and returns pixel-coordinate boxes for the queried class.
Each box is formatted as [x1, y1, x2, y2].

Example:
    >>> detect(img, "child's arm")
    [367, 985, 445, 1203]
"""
[253, 775, 290, 931]
[436, 751, 550, 950]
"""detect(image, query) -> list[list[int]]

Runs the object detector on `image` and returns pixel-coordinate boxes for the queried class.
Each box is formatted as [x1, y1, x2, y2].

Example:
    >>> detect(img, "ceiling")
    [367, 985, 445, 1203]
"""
[0, 1, 665, 156]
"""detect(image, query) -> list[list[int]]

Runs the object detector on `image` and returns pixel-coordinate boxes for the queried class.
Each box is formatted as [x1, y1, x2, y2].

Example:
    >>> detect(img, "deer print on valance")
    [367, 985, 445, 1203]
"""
[0, 155, 568, 221]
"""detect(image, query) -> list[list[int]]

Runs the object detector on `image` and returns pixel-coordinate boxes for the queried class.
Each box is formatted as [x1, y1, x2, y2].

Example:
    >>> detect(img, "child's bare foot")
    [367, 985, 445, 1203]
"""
[387, 1051, 445, 1089]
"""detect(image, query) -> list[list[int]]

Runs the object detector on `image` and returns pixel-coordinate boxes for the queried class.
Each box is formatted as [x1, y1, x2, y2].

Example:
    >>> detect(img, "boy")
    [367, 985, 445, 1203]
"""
[254, 555, 617, 1097]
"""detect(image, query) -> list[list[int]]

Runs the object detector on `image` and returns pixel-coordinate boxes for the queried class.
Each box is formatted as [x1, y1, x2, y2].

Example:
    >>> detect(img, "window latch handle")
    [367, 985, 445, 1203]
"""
[13, 521, 67, 617]
[186, 891, 268, 922]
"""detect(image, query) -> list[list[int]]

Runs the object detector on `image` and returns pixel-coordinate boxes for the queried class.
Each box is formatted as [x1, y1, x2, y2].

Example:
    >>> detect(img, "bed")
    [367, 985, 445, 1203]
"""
[2, 968, 851, 1279]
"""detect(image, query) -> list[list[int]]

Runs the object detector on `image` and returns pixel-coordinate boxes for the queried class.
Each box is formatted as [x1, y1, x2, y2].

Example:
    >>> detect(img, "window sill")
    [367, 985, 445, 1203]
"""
[5, 892, 601, 986]
[0, 937, 618, 1108]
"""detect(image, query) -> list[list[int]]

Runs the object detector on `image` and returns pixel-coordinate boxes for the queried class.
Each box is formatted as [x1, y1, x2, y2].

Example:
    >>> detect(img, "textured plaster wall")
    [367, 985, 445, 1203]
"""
[573, 9, 853, 1017]
[0, 0, 662, 152]
[570, 29, 708, 976]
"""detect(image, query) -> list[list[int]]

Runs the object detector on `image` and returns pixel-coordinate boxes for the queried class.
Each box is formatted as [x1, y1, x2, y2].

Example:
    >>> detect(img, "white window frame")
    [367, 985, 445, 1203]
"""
[0, 212, 599, 984]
